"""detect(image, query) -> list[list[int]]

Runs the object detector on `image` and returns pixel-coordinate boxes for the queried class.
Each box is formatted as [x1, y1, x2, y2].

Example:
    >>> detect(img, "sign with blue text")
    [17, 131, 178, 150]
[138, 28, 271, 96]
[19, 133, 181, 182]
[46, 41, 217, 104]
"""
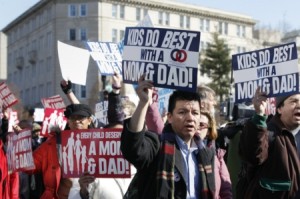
[232, 42, 299, 103]
[122, 27, 200, 92]
[86, 42, 122, 75]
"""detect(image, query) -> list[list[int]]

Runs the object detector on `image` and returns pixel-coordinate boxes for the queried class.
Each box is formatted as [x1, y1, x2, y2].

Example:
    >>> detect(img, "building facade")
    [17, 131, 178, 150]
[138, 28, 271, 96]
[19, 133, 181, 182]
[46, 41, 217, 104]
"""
[2, 0, 265, 109]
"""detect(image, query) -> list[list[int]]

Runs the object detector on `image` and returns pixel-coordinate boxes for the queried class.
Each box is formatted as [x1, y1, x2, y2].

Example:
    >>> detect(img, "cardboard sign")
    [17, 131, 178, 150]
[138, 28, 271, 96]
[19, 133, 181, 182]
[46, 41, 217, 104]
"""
[41, 95, 66, 109]
[86, 42, 122, 75]
[0, 82, 18, 108]
[232, 42, 298, 102]
[6, 129, 35, 172]
[61, 129, 130, 178]
[122, 27, 200, 92]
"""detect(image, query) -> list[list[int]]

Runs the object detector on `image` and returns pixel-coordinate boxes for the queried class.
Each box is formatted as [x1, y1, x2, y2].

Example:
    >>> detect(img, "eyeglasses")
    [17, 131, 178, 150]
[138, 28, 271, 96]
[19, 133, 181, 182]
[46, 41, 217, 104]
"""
[199, 122, 209, 130]
[69, 115, 88, 122]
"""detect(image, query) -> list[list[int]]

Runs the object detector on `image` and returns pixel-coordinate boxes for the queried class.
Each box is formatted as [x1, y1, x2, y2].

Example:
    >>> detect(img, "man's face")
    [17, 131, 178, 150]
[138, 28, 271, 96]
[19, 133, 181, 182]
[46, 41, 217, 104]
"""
[277, 94, 300, 130]
[167, 100, 200, 142]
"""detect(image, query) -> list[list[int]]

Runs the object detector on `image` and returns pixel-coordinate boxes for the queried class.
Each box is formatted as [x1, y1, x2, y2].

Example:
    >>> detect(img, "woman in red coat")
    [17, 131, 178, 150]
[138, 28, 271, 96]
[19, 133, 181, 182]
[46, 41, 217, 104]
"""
[29, 104, 93, 199]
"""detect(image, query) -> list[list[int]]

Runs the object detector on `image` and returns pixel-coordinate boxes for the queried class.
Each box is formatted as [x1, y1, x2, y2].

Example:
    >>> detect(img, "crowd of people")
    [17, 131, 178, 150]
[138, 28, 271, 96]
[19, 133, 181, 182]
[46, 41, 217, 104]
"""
[0, 70, 300, 199]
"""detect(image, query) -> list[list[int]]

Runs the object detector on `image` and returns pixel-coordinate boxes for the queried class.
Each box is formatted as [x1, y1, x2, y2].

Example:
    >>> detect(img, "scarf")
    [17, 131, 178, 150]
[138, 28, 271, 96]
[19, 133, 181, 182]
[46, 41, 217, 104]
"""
[157, 124, 215, 199]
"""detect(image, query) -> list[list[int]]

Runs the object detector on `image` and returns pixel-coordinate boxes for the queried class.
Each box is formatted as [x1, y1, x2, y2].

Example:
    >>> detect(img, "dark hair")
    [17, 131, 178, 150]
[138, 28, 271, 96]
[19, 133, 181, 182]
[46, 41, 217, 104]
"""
[168, 90, 201, 113]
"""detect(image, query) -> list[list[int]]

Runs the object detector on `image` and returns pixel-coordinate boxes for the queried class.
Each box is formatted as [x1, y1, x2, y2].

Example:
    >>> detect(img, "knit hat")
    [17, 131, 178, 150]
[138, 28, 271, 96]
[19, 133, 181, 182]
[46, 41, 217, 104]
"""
[275, 95, 290, 108]
[64, 104, 92, 118]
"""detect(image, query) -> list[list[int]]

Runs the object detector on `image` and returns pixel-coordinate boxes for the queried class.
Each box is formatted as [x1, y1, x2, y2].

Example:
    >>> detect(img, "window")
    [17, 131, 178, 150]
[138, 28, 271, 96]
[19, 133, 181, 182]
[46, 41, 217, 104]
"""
[120, 5, 125, 19]
[80, 4, 87, 16]
[144, 9, 148, 16]
[219, 22, 228, 35]
[206, 19, 210, 31]
[242, 26, 246, 37]
[136, 8, 141, 21]
[180, 15, 184, 28]
[158, 11, 163, 25]
[69, 29, 76, 40]
[69, 4, 77, 17]
[112, 4, 117, 18]
[112, 29, 117, 42]
[120, 30, 125, 40]
[47, 82, 52, 97]
[165, 13, 170, 25]
[80, 85, 86, 98]
[47, 32, 52, 48]
[186, 16, 190, 29]
[32, 87, 37, 103]
[237, 25, 246, 37]
[80, 28, 87, 41]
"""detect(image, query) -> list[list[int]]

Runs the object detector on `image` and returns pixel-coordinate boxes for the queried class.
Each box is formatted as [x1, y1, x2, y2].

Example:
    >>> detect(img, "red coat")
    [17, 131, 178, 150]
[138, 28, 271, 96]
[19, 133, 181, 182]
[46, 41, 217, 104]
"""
[0, 140, 9, 199]
[31, 134, 61, 199]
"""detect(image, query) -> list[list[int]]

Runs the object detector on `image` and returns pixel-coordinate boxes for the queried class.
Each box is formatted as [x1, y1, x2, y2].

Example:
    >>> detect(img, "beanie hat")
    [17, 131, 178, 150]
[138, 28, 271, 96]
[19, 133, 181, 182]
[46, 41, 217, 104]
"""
[64, 104, 92, 118]
[275, 95, 290, 108]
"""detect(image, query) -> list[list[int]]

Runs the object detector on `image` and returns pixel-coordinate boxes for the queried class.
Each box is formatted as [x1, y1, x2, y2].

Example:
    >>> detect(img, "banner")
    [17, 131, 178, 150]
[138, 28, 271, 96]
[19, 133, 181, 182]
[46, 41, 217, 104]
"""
[122, 27, 200, 92]
[232, 42, 298, 102]
[41, 95, 66, 109]
[86, 42, 122, 75]
[0, 82, 18, 108]
[61, 129, 130, 178]
[6, 129, 35, 172]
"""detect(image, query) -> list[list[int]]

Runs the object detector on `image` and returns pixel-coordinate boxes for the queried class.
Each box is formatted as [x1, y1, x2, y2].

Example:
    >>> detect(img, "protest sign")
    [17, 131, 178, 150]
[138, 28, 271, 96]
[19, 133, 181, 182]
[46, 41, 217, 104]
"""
[95, 100, 108, 126]
[86, 42, 122, 75]
[8, 109, 19, 133]
[122, 27, 200, 92]
[41, 95, 66, 109]
[6, 129, 35, 172]
[41, 108, 66, 137]
[0, 82, 18, 108]
[232, 42, 298, 102]
[57, 40, 90, 85]
[61, 129, 130, 178]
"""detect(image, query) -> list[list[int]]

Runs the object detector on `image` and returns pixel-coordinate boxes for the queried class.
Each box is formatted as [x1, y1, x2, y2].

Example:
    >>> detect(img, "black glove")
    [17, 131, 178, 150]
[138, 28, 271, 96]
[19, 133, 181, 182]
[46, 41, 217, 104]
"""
[60, 80, 72, 94]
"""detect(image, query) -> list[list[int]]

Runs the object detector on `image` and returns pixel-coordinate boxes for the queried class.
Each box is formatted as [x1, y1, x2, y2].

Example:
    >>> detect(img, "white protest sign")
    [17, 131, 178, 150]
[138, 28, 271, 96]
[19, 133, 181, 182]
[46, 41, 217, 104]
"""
[122, 27, 200, 92]
[57, 41, 90, 85]
[232, 42, 299, 102]
[86, 42, 122, 75]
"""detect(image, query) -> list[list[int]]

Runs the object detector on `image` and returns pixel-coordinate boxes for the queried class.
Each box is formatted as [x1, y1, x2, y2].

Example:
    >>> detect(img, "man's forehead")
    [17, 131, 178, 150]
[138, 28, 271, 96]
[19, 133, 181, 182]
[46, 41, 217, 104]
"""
[175, 100, 200, 108]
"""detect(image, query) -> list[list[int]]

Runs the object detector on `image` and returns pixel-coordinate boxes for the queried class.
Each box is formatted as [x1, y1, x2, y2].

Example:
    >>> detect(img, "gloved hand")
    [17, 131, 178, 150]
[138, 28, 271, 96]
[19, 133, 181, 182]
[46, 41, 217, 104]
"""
[60, 80, 72, 94]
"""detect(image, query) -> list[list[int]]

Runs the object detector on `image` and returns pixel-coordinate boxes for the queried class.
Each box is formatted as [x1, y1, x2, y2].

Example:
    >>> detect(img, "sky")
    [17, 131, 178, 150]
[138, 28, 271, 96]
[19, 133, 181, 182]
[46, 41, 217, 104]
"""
[0, 0, 299, 31]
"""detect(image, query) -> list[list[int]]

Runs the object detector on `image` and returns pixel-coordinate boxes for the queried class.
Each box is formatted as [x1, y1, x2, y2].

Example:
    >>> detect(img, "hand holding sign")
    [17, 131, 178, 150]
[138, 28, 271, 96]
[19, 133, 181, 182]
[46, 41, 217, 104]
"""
[252, 86, 268, 116]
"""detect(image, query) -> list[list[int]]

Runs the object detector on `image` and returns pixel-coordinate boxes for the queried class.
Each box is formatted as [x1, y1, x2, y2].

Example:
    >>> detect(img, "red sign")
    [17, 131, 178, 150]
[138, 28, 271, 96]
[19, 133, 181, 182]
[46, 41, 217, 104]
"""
[41, 108, 67, 137]
[0, 82, 18, 108]
[6, 129, 35, 172]
[61, 128, 130, 178]
[41, 95, 66, 109]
